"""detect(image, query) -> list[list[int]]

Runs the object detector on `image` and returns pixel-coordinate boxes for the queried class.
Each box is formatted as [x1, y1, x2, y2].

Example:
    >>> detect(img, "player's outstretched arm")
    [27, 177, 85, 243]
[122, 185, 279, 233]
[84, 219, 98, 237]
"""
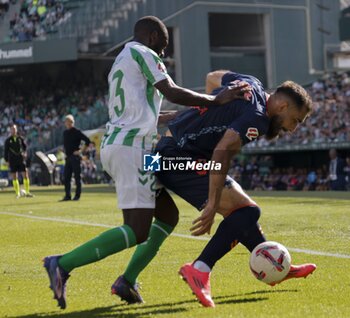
[155, 77, 251, 107]
[191, 129, 241, 236]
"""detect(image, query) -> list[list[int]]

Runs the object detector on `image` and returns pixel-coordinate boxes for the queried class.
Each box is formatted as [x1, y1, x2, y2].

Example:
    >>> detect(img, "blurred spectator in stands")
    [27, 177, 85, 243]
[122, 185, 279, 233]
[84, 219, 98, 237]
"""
[315, 167, 329, 191]
[0, 157, 9, 179]
[287, 168, 299, 191]
[55, 147, 65, 184]
[0, 0, 16, 18]
[0, 0, 10, 17]
[305, 170, 317, 191]
[328, 149, 346, 191]
[8, 0, 69, 42]
[81, 158, 97, 184]
[258, 156, 272, 177]
[245, 156, 259, 175]
[86, 142, 96, 163]
[274, 174, 285, 189]
[250, 171, 262, 190]
[345, 156, 350, 190]
[0, 80, 108, 154]
[227, 155, 348, 191]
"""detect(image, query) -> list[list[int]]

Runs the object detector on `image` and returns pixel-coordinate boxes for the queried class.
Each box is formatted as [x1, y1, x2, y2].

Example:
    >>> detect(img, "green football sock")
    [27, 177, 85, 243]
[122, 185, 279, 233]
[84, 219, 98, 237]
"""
[124, 219, 174, 285]
[23, 178, 30, 193]
[13, 179, 20, 196]
[58, 225, 136, 273]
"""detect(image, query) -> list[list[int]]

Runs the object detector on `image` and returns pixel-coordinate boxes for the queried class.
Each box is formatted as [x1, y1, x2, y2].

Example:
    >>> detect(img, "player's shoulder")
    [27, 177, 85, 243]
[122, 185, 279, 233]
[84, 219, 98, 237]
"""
[222, 71, 263, 88]
[228, 102, 269, 143]
[126, 41, 159, 61]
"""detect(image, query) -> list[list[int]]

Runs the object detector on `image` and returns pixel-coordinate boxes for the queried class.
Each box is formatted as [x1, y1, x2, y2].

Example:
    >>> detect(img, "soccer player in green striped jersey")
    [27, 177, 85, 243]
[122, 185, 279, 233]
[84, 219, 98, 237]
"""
[43, 16, 251, 309]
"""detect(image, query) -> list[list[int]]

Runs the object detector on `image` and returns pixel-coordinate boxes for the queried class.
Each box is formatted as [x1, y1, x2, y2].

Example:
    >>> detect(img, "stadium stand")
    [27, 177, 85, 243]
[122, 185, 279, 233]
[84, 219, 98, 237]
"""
[56, 0, 144, 53]
[230, 156, 339, 191]
[0, 0, 10, 18]
[0, 81, 108, 153]
[0, 0, 16, 18]
[5, 0, 72, 42]
[0, 0, 18, 41]
[0, 71, 349, 190]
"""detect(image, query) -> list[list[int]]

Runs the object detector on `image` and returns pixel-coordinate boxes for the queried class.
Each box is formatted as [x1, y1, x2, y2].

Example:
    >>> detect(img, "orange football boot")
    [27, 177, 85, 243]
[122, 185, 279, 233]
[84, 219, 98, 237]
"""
[179, 263, 215, 307]
[269, 263, 317, 286]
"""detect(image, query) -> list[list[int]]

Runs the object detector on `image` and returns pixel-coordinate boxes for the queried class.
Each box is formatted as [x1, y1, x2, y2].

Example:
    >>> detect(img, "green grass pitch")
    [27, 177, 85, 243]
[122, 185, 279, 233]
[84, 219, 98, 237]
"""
[1, 185, 349, 318]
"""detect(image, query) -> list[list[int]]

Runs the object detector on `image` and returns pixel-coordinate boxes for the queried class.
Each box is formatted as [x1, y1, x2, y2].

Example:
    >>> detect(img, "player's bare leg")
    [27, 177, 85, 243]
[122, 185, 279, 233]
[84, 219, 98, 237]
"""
[180, 179, 316, 307]
[44, 208, 154, 309]
[217, 186, 316, 287]
[179, 181, 256, 307]
[116, 189, 179, 304]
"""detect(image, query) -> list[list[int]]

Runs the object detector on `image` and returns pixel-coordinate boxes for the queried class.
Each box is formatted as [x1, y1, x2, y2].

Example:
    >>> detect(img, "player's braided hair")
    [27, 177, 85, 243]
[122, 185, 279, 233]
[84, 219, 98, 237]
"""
[276, 81, 313, 112]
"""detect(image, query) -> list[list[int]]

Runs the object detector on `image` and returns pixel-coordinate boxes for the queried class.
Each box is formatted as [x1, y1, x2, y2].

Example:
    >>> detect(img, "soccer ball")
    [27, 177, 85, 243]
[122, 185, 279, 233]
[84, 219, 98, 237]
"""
[249, 241, 291, 285]
[20, 189, 27, 197]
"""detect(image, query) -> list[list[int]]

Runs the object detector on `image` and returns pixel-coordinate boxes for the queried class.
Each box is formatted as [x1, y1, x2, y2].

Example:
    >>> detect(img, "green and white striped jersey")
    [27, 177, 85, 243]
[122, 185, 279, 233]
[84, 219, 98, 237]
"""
[102, 41, 169, 150]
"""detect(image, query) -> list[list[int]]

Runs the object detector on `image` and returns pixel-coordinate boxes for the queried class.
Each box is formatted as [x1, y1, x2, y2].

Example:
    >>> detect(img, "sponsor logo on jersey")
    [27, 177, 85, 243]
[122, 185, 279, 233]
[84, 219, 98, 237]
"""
[157, 62, 167, 73]
[246, 127, 259, 141]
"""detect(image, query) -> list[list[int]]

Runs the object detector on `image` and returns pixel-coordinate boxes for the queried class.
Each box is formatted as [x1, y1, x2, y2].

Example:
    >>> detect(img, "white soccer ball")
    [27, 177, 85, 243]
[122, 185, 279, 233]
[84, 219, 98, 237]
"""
[249, 241, 291, 285]
[20, 189, 27, 197]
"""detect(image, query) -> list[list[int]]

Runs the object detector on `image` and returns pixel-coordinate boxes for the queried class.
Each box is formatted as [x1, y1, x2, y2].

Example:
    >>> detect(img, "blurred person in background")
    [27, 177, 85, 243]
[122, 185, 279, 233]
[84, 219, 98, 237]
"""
[0, 0, 10, 15]
[345, 156, 350, 190]
[316, 168, 328, 191]
[4, 124, 34, 198]
[0, 156, 9, 179]
[61, 115, 91, 201]
[55, 147, 65, 184]
[86, 142, 96, 163]
[306, 170, 317, 191]
[328, 149, 346, 191]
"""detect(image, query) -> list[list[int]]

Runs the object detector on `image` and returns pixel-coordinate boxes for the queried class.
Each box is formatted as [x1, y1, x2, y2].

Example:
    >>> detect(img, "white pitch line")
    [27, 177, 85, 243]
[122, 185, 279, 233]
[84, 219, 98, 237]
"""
[1, 211, 350, 259]
[0, 212, 113, 229]
[286, 248, 350, 259]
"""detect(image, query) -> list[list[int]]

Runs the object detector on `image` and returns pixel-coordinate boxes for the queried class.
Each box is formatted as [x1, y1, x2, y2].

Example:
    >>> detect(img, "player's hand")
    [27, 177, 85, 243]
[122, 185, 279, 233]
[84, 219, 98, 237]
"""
[190, 203, 216, 236]
[214, 80, 252, 105]
[73, 150, 81, 156]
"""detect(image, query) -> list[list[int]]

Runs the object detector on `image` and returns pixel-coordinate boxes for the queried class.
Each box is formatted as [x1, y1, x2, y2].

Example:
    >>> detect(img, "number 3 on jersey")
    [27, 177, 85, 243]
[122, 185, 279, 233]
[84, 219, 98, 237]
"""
[112, 69, 125, 117]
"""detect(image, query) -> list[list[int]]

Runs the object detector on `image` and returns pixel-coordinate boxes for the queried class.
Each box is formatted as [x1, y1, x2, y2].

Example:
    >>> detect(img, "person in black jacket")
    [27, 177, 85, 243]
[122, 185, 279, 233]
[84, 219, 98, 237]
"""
[4, 124, 34, 198]
[61, 115, 91, 201]
[329, 149, 346, 191]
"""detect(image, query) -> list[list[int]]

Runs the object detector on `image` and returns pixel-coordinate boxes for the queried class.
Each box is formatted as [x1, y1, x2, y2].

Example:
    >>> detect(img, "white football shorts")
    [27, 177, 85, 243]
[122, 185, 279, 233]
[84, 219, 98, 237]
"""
[100, 144, 159, 209]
